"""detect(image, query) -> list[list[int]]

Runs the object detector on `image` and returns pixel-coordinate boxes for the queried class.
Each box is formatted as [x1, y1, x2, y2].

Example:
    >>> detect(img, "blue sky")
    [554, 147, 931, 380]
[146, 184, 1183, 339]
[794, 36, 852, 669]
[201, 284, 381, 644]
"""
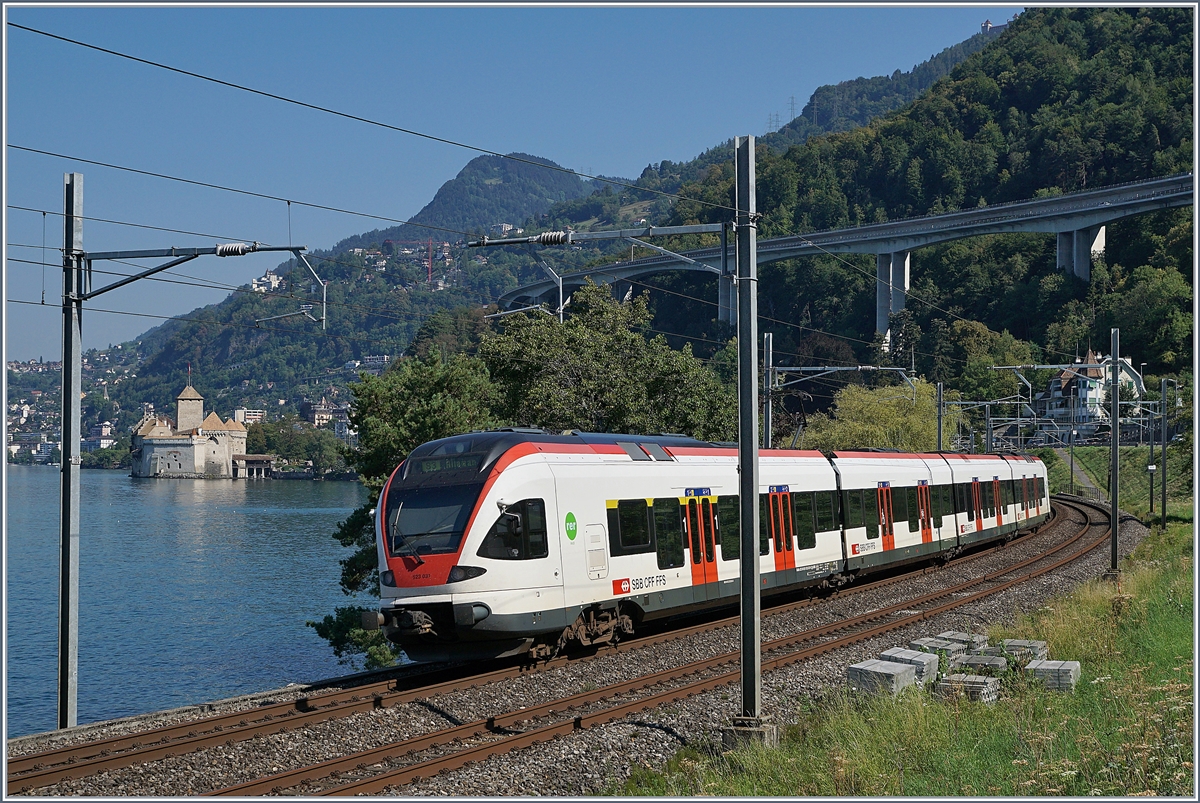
[4, 4, 1023, 361]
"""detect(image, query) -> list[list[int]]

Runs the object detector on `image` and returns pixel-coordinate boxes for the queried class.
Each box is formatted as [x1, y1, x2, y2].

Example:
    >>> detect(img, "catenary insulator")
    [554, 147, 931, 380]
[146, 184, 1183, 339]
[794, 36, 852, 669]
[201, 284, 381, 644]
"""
[535, 231, 570, 245]
[215, 242, 250, 257]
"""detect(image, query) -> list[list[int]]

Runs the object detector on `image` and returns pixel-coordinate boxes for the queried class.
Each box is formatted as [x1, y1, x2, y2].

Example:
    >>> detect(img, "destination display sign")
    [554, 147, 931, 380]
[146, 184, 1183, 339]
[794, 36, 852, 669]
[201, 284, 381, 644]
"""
[416, 454, 483, 474]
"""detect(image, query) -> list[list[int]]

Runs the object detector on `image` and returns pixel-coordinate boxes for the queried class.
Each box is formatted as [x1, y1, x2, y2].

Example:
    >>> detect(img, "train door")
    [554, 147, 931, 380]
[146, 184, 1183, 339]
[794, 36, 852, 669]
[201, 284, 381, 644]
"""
[684, 496, 718, 598]
[971, 479, 984, 532]
[993, 478, 1004, 527]
[877, 482, 895, 551]
[767, 487, 796, 573]
[916, 481, 933, 544]
[585, 524, 608, 580]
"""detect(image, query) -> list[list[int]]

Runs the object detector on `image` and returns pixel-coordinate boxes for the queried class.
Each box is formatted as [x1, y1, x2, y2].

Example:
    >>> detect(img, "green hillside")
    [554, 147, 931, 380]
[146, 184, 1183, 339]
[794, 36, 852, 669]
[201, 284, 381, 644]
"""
[107, 8, 1192, 427]
[635, 7, 1191, 400]
[330, 152, 597, 250]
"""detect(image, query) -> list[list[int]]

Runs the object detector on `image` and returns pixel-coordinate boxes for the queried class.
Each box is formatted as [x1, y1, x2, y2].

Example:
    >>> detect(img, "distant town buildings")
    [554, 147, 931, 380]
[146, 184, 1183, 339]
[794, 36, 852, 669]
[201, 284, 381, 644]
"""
[233, 408, 267, 424]
[251, 270, 284, 293]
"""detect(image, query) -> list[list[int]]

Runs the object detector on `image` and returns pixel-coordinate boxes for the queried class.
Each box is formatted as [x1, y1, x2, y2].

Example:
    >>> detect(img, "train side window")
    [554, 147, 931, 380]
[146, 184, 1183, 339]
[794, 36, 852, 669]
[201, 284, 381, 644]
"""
[864, 488, 879, 539]
[892, 488, 909, 530]
[931, 485, 945, 528]
[958, 483, 974, 521]
[906, 487, 919, 531]
[607, 499, 654, 557]
[794, 492, 816, 550]
[477, 498, 548, 560]
[939, 485, 952, 525]
[814, 491, 836, 533]
[1037, 477, 1045, 500]
[718, 495, 739, 560]
[758, 495, 771, 555]
[842, 489, 862, 529]
[653, 498, 684, 570]
[983, 483, 994, 517]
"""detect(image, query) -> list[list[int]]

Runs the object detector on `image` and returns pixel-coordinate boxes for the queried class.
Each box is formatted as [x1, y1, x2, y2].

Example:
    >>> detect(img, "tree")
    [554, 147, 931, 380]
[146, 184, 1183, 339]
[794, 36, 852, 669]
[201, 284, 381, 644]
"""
[478, 282, 736, 441]
[798, 379, 962, 452]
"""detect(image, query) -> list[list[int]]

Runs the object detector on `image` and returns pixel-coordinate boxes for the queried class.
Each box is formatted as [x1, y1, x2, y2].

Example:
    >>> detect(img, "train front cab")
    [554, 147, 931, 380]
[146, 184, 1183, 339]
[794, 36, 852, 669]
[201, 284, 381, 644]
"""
[374, 436, 571, 662]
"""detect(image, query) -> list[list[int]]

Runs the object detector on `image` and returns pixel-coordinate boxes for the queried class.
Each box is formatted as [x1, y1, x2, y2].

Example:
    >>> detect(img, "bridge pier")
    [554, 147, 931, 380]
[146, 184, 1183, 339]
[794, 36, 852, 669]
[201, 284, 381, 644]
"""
[718, 273, 738, 326]
[1056, 225, 1105, 283]
[876, 250, 910, 344]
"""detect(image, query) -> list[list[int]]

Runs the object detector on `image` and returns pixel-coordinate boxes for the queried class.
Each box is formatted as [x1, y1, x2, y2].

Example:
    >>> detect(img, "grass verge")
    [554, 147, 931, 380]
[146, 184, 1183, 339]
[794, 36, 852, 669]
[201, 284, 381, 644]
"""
[615, 517, 1194, 797]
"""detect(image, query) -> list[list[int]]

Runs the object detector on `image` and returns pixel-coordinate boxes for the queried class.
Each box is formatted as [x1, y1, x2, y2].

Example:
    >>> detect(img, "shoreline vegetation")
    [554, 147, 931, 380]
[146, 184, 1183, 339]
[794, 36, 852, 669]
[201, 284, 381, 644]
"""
[616, 450, 1194, 796]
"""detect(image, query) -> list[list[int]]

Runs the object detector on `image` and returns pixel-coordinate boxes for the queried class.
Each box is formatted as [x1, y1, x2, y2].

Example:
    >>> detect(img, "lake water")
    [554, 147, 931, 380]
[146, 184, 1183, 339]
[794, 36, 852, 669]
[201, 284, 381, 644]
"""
[5, 466, 372, 739]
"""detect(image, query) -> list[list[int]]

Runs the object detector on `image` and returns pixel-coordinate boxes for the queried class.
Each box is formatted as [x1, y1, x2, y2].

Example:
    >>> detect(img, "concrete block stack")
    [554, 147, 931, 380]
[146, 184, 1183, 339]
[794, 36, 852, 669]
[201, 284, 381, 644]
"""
[1000, 639, 1049, 661]
[935, 673, 1001, 704]
[879, 647, 941, 686]
[908, 637, 967, 661]
[847, 659, 917, 696]
[1024, 659, 1082, 692]
[949, 654, 1009, 675]
[937, 631, 989, 650]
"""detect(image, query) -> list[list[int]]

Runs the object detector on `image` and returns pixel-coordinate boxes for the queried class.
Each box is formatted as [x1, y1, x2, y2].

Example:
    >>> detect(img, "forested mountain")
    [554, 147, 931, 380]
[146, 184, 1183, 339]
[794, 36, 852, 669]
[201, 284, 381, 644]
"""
[330, 153, 598, 250]
[108, 7, 1192, 426]
[762, 28, 1002, 152]
[639, 6, 1191, 400]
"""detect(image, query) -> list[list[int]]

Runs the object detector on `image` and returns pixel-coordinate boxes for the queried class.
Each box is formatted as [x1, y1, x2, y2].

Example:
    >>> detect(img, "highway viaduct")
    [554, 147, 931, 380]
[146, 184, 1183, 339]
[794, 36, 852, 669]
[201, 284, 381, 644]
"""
[497, 173, 1192, 341]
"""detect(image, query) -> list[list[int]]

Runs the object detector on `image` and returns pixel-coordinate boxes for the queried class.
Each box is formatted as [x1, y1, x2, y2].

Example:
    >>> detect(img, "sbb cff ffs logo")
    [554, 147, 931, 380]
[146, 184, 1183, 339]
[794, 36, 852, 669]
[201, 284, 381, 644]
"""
[612, 578, 631, 595]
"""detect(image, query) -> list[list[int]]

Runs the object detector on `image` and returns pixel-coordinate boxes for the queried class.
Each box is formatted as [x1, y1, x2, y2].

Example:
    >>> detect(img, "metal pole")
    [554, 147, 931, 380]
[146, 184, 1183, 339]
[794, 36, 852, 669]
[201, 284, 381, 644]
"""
[1070, 430, 1076, 495]
[1161, 378, 1168, 528]
[58, 172, 84, 729]
[763, 332, 772, 449]
[1109, 329, 1119, 575]
[735, 135, 762, 724]
[1148, 405, 1155, 515]
[937, 382, 943, 451]
[985, 404, 992, 453]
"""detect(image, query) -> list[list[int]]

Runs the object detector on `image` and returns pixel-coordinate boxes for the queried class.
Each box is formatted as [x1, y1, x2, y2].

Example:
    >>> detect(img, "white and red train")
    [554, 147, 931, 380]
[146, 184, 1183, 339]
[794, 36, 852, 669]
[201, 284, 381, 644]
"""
[367, 429, 1049, 662]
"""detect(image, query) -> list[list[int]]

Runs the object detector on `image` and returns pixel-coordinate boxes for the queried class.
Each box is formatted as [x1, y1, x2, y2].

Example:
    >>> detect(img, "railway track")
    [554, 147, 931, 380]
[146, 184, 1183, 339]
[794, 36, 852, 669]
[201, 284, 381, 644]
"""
[8, 500, 1093, 795]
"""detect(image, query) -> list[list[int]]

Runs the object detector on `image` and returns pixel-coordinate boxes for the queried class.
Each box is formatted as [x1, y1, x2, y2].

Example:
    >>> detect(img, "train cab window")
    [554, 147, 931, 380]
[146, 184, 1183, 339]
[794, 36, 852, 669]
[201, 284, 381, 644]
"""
[892, 488, 909, 531]
[842, 489, 863, 529]
[864, 489, 879, 539]
[606, 499, 654, 557]
[653, 498, 685, 570]
[814, 491, 837, 533]
[718, 495, 740, 560]
[476, 498, 549, 560]
[905, 487, 920, 531]
[794, 492, 816, 550]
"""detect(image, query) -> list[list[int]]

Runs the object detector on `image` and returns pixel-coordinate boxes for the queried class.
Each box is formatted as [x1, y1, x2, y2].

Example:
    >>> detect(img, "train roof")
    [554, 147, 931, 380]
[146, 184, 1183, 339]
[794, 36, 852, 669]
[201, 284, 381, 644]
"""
[397, 429, 1045, 488]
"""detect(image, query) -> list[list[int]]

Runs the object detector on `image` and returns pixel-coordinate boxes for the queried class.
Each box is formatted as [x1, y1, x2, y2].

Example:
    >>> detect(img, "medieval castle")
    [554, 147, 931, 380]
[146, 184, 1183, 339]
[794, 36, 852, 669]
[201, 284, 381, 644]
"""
[130, 385, 248, 478]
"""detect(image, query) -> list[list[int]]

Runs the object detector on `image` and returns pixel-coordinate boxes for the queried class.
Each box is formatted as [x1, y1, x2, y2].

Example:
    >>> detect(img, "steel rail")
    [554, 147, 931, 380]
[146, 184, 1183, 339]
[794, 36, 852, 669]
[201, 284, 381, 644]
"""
[204, 502, 1095, 796]
[8, 504, 1064, 792]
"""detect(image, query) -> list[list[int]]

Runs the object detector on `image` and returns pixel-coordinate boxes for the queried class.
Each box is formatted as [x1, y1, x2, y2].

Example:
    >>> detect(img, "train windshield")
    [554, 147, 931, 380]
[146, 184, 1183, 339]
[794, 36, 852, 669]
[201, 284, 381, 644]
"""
[384, 483, 482, 557]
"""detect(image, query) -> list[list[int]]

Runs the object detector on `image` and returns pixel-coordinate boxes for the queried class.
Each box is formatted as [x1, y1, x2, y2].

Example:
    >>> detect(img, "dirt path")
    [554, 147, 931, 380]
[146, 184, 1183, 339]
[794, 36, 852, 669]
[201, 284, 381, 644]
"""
[1054, 448, 1106, 499]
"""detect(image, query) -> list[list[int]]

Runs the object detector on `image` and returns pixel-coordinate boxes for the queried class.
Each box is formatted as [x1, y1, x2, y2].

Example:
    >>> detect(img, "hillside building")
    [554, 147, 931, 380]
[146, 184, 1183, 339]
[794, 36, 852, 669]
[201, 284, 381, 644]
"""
[130, 385, 247, 478]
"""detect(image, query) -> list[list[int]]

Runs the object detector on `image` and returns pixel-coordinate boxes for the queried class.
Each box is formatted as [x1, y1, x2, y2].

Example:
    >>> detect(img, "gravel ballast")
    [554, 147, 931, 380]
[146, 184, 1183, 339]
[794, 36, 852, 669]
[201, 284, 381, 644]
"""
[8, 506, 1145, 797]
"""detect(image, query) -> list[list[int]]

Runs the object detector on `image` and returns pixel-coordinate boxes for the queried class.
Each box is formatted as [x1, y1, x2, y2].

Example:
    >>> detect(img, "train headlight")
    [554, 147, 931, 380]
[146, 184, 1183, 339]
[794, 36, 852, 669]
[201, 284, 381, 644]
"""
[447, 565, 487, 583]
[381, 570, 396, 587]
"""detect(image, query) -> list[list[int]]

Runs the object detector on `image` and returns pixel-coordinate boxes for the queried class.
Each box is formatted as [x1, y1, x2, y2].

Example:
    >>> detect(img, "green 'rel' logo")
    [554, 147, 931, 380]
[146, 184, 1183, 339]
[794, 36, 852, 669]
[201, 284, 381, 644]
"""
[565, 512, 578, 541]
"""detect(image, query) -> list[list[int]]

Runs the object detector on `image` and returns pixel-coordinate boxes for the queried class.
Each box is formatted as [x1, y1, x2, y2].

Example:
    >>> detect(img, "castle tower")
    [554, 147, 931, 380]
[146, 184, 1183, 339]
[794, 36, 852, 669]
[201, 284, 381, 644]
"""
[176, 385, 205, 433]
